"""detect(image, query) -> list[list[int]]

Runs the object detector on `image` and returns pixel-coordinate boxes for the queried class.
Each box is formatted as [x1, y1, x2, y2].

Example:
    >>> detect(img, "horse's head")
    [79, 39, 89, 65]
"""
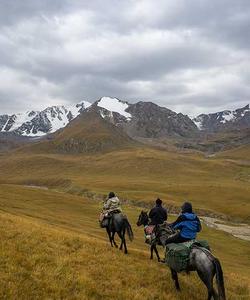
[136, 210, 149, 226]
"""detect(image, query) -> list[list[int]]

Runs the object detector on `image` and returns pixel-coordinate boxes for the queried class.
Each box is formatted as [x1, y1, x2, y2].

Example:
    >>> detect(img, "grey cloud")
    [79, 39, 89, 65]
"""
[0, 0, 249, 115]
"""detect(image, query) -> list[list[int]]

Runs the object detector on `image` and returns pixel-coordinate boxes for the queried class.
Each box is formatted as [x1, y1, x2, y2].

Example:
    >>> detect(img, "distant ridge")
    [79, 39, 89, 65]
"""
[193, 104, 250, 132]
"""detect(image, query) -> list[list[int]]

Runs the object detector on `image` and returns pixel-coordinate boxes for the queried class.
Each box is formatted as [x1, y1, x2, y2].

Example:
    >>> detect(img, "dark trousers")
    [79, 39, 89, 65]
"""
[164, 232, 190, 245]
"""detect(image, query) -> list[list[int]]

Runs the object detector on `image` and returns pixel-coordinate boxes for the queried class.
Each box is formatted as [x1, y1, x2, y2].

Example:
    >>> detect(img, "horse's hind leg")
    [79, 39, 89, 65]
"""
[118, 228, 128, 254]
[123, 236, 128, 254]
[117, 231, 124, 251]
[111, 232, 118, 248]
[171, 268, 180, 291]
[197, 270, 218, 300]
[106, 228, 113, 247]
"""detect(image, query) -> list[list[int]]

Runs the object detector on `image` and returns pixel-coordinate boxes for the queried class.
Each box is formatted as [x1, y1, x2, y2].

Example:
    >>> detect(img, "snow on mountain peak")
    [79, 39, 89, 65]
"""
[0, 100, 92, 137]
[97, 97, 131, 119]
[220, 111, 236, 124]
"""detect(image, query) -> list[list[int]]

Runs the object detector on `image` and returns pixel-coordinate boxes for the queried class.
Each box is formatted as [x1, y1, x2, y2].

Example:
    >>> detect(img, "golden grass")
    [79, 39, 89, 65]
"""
[0, 146, 249, 221]
[0, 184, 249, 299]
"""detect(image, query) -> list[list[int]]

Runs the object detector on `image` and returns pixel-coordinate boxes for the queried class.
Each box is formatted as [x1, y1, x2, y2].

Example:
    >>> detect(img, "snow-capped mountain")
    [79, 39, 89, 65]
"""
[0, 101, 91, 137]
[193, 104, 250, 132]
[1, 97, 249, 139]
[90, 97, 198, 138]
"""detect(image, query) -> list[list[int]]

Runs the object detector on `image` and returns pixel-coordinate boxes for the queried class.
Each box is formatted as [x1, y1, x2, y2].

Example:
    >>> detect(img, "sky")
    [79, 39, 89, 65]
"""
[0, 0, 250, 116]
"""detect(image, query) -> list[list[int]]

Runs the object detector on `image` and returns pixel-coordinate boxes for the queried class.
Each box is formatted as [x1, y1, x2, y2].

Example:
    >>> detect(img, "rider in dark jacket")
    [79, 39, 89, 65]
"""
[163, 202, 201, 244]
[149, 198, 168, 225]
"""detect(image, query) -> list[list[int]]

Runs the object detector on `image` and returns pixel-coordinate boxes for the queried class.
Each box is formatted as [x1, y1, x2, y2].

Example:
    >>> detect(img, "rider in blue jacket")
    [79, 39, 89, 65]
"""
[163, 202, 201, 244]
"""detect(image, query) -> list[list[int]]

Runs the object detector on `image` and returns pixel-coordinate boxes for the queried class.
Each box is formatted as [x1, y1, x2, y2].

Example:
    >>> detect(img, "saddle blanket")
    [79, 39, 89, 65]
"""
[165, 240, 210, 272]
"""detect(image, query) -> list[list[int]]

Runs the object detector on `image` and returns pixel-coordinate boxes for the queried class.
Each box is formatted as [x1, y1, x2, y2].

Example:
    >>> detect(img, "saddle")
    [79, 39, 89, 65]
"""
[99, 210, 121, 228]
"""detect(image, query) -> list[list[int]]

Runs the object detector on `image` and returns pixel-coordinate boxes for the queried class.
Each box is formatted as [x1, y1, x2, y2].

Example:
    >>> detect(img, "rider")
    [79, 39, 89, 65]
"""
[149, 198, 168, 225]
[162, 201, 201, 245]
[146, 198, 167, 243]
[100, 192, 122, 226]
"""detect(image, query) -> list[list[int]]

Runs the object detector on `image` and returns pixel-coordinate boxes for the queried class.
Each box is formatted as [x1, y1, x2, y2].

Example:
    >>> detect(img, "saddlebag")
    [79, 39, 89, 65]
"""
[165, 240, 210, 272]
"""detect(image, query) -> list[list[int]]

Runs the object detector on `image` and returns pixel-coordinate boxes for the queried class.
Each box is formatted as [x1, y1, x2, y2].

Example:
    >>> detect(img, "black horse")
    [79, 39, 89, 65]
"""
[137, 211, 226, 300]
[102, 213, 134, 254]
[136, 210, 163, 261]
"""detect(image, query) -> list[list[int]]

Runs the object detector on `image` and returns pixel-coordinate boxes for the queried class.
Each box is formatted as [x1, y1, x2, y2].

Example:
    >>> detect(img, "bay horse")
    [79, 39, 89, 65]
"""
[101, 213, 134, 254]
[137, 211, 226, 300]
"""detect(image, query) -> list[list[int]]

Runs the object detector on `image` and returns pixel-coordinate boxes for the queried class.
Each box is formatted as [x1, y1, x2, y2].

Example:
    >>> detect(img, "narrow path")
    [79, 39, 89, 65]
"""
[201, 216, 250, 241]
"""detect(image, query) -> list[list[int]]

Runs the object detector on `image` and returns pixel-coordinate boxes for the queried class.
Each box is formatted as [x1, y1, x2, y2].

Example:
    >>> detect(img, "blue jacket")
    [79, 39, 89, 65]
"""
[171, 212, 201, 239]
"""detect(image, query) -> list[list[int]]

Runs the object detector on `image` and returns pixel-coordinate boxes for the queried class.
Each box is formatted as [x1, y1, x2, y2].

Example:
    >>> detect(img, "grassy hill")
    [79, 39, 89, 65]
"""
[0, 184, 249, 299]
[0, 145, 249, 222]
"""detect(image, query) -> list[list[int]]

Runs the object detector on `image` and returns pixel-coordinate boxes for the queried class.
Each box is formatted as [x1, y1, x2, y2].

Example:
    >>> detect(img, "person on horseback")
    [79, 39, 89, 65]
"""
[103, 192, 122, 216]
[144, 198, 168, 244]
[100, 192, 122, 227]
[149, 198, 168, 225]
[163, 201, 201, 245]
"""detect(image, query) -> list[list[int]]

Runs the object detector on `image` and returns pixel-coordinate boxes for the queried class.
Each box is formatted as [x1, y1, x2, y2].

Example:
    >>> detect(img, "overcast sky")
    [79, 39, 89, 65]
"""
[0, 0, 250, 116]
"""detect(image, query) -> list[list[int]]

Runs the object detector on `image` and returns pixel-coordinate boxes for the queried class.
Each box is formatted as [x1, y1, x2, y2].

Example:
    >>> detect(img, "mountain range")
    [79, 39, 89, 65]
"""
[2, 97, 249, 138]
[193, 104, 250, 131]
[0, 97, 249, 153]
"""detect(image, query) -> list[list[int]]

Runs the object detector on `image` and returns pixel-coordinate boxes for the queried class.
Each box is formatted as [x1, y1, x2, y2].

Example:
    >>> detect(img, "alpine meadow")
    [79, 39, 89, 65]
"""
[0, 1, 250, 300]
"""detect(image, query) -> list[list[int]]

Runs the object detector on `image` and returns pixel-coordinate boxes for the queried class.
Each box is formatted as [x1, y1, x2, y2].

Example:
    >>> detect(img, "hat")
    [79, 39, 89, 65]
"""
[108, 192, 115, 199]
[181, 202, 193, 213]
[156, 198, 162, 205]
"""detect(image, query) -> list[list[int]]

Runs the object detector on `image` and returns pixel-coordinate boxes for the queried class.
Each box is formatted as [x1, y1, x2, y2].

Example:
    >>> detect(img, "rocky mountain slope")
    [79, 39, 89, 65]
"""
[23, 108, 136, 154]
[193, 104, 250, 132]
[90, 97, 198, 138]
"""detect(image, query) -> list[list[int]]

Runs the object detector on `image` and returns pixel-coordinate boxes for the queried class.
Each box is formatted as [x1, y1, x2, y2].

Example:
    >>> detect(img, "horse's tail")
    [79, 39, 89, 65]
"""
[124, 218, 134, 241]
[213, 257, 226, 300]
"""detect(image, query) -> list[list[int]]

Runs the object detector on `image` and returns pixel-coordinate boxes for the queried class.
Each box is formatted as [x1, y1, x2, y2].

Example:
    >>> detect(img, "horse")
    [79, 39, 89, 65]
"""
[137, 211, 226, 300]
[101, 212, 134, 254]
[136, 210, 163, 261]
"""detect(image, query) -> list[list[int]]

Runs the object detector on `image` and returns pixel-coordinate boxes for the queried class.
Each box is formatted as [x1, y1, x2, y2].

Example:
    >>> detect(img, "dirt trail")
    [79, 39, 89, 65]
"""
[201, 216, 250, 241]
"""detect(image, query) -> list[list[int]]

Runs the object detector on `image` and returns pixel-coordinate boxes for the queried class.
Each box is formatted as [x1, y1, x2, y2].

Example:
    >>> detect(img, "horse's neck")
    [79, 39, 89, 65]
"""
[144, 217, 149, 227]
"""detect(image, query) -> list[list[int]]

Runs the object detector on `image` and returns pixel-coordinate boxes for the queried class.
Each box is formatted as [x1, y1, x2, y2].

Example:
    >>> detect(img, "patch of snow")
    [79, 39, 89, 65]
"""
[220, 111, 236, 124]
[193, 120, 203, 130]
[6, 111, 38, 131]
[2, 117, 11, 131]
[97, 97, 131, 119]
[25, 130, 48, 137]
[192, 116, 203, 130]
[68, 101, 91, 118]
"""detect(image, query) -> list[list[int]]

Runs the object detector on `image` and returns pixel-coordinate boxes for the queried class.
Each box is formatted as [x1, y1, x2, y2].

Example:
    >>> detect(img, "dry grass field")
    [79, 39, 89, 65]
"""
[0, 184, 249, 300]
[0, 143, 249, 299]
[0, 145, 249, 221]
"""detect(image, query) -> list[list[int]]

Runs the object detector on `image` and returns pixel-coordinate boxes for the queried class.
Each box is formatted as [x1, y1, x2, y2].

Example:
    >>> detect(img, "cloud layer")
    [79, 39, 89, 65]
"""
[0, 0, 250, 115]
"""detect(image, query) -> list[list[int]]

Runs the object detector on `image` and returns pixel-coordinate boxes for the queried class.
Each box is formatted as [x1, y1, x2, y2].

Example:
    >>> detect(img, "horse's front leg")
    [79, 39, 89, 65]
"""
[153, 244, 161, 262]
[171, 268, 180, 291]
[150, 245, 154, 259]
